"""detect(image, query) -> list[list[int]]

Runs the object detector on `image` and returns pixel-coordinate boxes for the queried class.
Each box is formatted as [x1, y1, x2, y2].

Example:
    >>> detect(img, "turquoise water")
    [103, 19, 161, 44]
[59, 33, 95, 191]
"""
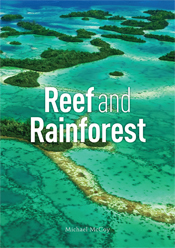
[1, 139, 174, 247]
[65, 148, 174, 205]
[0, 1, 175, 247]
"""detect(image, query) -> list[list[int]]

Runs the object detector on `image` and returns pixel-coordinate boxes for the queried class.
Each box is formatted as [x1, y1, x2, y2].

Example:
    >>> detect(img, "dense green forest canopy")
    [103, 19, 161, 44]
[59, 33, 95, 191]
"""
[99, 25, 144, 35]
[101, 34, 146, 43]
[17, 21, 63, 35]
[121, 19, 168, 30]
[0, 120, 109, 149]
[1, 26, 17, 31]
[0, 29, 32, 38]
[82, 17, 89, 20]
[76, 29, 96, 38]
[144, 34, 175, 42]
[0, 119, 73, 151]
[133, 10, 175, 21]
[109, 71, 124, 76]
[1, 14, 23, 21]
[1, 21, 89, 42]
[132, 16, 148, 19]
[1, 21, 83, 42]
[159, 51, 175, 62]
[121, 10, 175, 30]
[4, 71, 40, 87]
[60, 9, 112, 19]
[0, 25, 32, 38]
[60, 9, 126, 21]
[90, 38, 110, 48]
[59, 34, 83, 42]
[9, 41, 21, 45]
[144, 10, 175, 20]
[17, 21, 83, 42]
[108, 15, 126, 20]
[0, 42, 124, 72]
[128, 10, 175, 30]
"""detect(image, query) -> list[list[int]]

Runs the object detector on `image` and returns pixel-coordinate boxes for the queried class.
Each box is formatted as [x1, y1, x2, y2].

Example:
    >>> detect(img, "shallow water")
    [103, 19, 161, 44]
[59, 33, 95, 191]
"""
[1, 139, 174, 247]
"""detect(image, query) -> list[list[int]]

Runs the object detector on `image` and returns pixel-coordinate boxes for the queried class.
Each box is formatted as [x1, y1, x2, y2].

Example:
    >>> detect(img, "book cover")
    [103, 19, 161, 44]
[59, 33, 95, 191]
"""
[0, 0, 175, 247]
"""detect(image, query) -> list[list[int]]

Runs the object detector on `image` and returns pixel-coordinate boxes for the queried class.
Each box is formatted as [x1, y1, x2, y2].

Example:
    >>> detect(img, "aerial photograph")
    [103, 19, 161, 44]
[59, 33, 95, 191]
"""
[0, 0, 175, 247]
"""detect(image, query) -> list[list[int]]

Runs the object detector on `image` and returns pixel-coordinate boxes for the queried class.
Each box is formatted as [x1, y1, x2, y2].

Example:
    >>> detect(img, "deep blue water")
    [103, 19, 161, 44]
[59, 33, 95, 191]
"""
[2, 0, 175, 10]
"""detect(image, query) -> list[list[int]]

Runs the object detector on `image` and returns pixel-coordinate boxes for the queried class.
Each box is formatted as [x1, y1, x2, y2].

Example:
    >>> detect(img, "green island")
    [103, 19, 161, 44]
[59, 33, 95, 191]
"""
[128, 10, 175, 30]
[0, 119, 73, 152]
[9, 41, 21, 45]
[0, 119, 109, 150]
[108, 15, 126, 20]
[133, 10, 175, 21]
[17, 21, 83, 42]
[0, 21, 82, 42]
[58, 34, 83, 42]
[0, 50, 3, 54]
[84, 138, 109, 147]
[4, 71, 40, 87]
[0, 40, 124, 72]
[1, 26, 17, 31]
[76, 29, 96, 38]
[109, 71, 124, 76]
[143, 10, 175, 20]
[101, 34, 146, 43]
[17, 21, 62, 36]
[60, 10, 112, 19]
[159, 51, 175, 62]
[132, 16, 148, 19]
[99, 25, 144, 35]
[121, 19, 168, 30]
[144, 34, 175, 42]
[1, 14, 23, 21]
[90, 38, 110, 48]
[82, 17, 89, 21]
[0, 28, 31, 38]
